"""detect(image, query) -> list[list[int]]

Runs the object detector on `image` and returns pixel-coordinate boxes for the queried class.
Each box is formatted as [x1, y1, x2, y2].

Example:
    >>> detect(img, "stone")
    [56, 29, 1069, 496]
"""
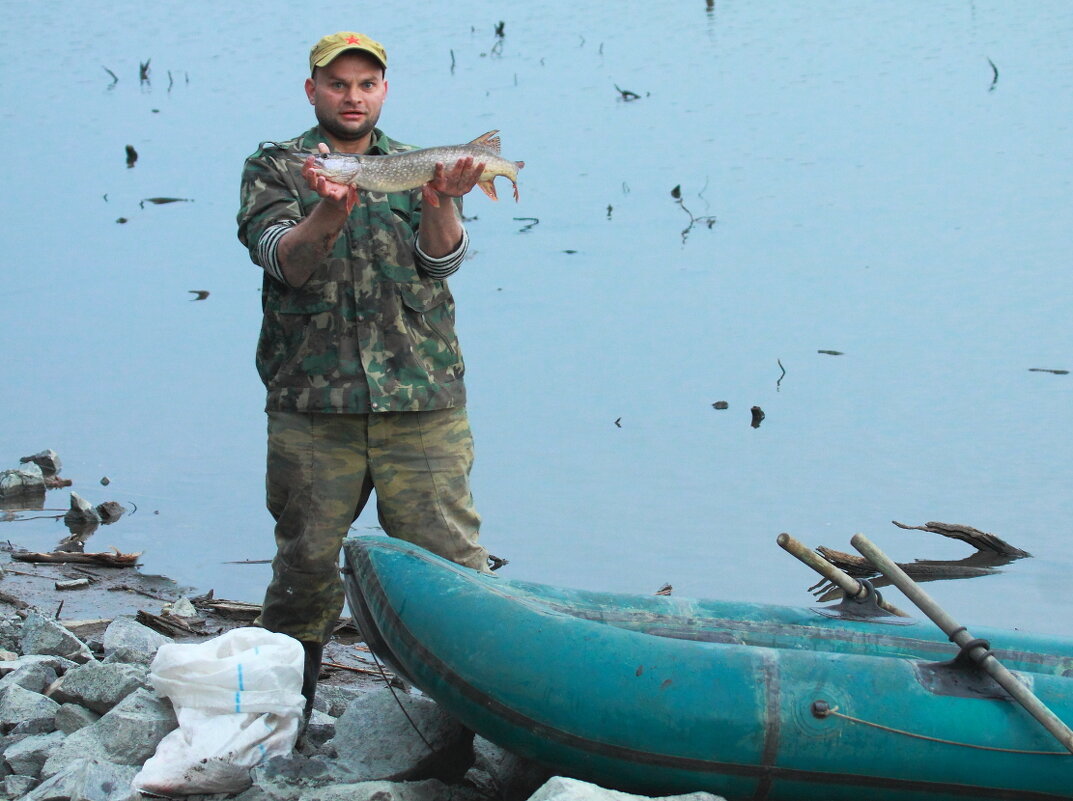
[527, 777, 728, 801]
[23, 757, 139, 801]
[0, 619, 21, 654]
[0, 660, 58, 694]
[0, 465, 45, 499]
[294, 779, 450, 801]
[249, 753, 338, 799]
[55, 703, 101, 734]
[50, 661, 147, 714]
[3, 730, 65, 776]
[0, 685, 59, 733]
[472, 735, 550, 800]
[19, 450, 62, 477]
[2, 774, 36, 799]
[101, 618, 172, 665]
[316, 683, 364, 718]
[41, 688, 176, 778]
[326, 688, 472, 783]
[64, 492, 101, 525]
[19, 612, 94, 663]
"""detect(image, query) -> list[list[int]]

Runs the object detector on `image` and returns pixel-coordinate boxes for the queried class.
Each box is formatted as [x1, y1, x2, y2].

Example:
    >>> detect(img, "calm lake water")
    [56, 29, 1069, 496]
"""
[2, 1, 1071, 635]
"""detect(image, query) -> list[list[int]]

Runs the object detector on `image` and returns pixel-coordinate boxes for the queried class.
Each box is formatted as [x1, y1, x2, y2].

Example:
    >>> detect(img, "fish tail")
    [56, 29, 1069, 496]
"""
[470, 130, 501, 154]
[477, 179, 499, 201]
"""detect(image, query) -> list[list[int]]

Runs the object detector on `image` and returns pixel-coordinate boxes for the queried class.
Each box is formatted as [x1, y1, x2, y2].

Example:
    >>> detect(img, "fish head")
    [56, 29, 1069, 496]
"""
[295, 152, 364, 185]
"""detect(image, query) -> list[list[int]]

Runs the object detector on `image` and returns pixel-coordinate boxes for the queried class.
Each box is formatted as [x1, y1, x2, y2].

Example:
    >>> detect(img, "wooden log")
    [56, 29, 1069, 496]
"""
[11, 549, 140, 567]
[891, 520, 1031, 557]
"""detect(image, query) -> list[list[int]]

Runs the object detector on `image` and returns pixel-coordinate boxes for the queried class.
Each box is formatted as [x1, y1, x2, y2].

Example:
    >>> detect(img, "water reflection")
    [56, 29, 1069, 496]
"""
[1, 0, 1071, 636]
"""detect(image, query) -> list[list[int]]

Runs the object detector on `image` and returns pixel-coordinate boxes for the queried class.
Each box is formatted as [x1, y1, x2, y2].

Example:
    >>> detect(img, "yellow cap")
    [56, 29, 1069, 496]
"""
[309, 31, 387, 73]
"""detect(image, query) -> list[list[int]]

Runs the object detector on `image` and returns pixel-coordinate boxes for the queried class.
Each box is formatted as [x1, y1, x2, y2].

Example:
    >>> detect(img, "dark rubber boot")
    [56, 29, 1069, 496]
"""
[300, 640, 324, 722]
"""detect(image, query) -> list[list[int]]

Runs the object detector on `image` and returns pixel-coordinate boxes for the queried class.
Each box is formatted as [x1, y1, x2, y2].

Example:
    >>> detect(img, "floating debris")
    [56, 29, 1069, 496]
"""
[892, 520, 1031, 558]
[750, 406, 765, 428]
[139, 58, 151, 83]
[988, 57, 999, 92]
[140, 197, 193, 208]
[100, 476, 111, 486]
[56, 578, 91, 591]
[614, 417, 622, 428]
[513, 217, 539, 233]
[188, 290, 210, 301]
[125, 145, 138, 168]
[494, 20, 506, 37]
[1029, 367, 1068, 375]
[818, 350, 844, 356]
[116, 218, 128, 224]
[102, 66, 119, 85]
[777, 358, 786, 390]
[712, 401, 729, 410]
[614, 84, 642, 101]
[655, 583, 673, 596]
[672, 184, 717, 243]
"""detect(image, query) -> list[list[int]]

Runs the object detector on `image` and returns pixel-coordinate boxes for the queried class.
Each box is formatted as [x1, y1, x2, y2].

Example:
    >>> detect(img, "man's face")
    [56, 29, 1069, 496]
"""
[305, 52, 388, 151]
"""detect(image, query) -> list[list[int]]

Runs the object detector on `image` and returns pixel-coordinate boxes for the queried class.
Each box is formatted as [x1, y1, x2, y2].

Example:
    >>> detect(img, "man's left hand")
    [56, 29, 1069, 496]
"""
[422, 157, 486, 209]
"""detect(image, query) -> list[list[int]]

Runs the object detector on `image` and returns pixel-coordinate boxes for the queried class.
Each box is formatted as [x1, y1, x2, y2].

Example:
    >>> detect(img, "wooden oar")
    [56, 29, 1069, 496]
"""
[851, 533, 1073, 755]
[776, 533, 910, 618]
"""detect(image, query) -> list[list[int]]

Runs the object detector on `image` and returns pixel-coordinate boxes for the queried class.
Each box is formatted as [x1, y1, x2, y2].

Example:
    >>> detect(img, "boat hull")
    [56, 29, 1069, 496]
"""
[341, 535, 1073, 801]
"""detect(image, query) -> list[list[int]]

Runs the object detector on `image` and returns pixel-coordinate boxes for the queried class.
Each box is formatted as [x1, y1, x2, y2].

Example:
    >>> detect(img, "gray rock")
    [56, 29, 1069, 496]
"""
[3, 730, 65, 776]
[249, 753, 346, 800]
[23, 757, 139, 801]
[316, 683, 364, 717]
[2, 774, 36, 799]
[19, 612, 94, 664]
[65, 492, 101, 525]
[0, 619, 21, 654]
[55, 703, 101, 734]
[473, 735, 551, 801]
[527, 777, 727, 801]
[101, 618, 172, 665]
[51, 660, 147, 714]
[41, 688, 176, 778]
[19, 450, 62, 477]
[295, 779, 450, 801]
[0, 660, 58, 694]
[0, 685, 59, 733]
[0, 465, 44, 499]
[325, 688, 472, 783]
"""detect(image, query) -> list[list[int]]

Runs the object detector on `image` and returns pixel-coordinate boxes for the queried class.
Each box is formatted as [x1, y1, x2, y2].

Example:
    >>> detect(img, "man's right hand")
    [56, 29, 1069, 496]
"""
[302, 146, 360, 213]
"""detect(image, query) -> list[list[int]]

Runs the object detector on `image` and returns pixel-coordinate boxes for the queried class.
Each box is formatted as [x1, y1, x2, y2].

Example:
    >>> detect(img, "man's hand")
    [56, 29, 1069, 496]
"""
[422, 156, 486, 208]
[301, 144, 359, 213]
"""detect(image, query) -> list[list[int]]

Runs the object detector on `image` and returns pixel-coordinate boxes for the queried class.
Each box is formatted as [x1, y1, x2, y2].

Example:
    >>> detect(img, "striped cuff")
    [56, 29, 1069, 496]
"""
[256, 221, 298, 283]
[414, 227, 469, 279]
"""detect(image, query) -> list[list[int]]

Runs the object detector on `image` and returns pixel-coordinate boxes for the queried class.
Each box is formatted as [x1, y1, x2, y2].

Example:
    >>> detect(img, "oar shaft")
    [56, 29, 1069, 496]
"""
[851, 533, 1073, 755]
[776, 533, 910, 617]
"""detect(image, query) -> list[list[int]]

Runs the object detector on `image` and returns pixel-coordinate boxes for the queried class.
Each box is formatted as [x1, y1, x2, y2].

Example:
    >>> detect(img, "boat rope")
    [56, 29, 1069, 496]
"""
[812, 701, 1072, 756]
[367, 646, 434, 753]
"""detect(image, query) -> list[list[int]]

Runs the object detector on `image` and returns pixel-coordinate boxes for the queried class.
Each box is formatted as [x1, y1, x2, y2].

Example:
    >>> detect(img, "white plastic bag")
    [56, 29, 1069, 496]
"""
[133, 627, 305, 797]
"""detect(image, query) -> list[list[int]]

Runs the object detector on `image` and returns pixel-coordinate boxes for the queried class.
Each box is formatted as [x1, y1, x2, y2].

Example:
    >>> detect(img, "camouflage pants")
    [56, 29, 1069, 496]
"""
[258, 407, 489, 643]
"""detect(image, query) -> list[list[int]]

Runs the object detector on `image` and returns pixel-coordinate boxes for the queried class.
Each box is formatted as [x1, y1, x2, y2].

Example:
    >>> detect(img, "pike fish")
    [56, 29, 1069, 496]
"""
[309, 130, 524, 202]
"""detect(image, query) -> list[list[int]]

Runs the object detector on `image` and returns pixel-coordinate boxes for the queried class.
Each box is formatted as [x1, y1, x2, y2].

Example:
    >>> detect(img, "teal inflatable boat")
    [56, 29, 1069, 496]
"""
[341, 535, 1073, 801]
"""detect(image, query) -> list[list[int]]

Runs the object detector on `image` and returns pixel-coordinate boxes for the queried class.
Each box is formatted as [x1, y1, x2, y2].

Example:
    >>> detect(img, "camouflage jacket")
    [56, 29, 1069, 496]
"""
[237, 127, 466, 414]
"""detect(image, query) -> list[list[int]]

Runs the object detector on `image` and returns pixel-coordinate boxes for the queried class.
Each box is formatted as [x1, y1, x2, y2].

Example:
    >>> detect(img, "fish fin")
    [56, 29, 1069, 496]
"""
[470, 130, 501, 154]
[477, 179, 499, 201]
[512, 163, 524, 201]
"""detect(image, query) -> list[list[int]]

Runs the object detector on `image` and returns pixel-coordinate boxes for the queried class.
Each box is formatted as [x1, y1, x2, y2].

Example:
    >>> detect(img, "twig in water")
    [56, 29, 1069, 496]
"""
[139, 59, 151, 82]
[615, 84, 641, 101]
[103, 66, 119, 84]
[777, 359, 786, 390]
[987, 58, 999, 91]
[513, 216, 539, 233]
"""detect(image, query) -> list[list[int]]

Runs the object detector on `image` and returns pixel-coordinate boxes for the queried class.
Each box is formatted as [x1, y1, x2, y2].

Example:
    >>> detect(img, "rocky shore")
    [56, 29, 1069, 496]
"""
[0, 554, 726, 801]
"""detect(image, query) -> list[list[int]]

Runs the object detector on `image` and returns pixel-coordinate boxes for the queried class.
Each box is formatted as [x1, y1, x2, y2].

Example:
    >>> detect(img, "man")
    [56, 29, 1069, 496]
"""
[237, 31, 493, 718]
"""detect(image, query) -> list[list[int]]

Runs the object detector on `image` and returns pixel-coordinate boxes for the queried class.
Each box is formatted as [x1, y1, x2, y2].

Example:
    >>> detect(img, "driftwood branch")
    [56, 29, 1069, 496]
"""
[891, 520, 1030, 557]
[11, 549, 140, 567]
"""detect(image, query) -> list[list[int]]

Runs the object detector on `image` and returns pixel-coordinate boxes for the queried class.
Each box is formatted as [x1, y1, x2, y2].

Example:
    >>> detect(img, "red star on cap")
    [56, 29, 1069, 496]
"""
[345, 35, 362, 44]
